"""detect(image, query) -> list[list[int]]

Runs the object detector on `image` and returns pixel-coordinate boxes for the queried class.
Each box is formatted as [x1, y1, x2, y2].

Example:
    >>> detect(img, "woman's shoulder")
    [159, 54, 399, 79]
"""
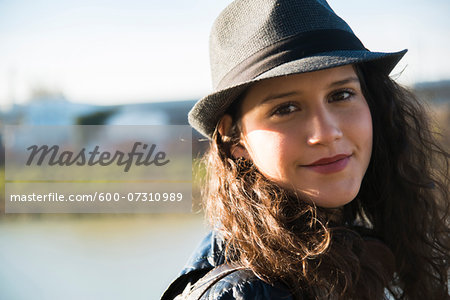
[161, 230, 295, 299]
[199, 267, 294, 300]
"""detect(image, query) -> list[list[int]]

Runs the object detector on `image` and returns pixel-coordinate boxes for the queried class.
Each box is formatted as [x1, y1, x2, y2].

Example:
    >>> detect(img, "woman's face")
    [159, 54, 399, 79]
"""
[228, 65, 372, 208]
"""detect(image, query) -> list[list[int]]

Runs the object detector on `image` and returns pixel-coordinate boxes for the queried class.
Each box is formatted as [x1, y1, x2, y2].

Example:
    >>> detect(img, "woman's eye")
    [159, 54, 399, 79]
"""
[271, 103, 298, 116]
[329, 90, 355, 102]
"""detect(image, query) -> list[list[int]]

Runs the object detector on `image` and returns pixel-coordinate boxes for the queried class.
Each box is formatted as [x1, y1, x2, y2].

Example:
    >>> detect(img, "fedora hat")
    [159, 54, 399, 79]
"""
[188, 0, 407, 138]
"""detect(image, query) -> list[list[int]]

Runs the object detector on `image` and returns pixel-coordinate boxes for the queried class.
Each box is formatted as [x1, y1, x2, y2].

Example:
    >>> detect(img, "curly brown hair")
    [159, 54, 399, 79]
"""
[200, 62, 450, 299]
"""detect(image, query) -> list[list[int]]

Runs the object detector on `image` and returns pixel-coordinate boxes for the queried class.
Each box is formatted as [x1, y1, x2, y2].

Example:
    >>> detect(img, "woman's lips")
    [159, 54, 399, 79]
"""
[303, 155, 351, 174]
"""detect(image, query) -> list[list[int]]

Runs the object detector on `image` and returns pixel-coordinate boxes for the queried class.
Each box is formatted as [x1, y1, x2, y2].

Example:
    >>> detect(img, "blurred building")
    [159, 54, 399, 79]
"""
[0, 96, 209, 164]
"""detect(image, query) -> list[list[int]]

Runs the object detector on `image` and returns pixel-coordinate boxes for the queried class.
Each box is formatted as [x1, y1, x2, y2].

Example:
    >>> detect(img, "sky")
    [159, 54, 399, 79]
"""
[0, 0, 449, 107]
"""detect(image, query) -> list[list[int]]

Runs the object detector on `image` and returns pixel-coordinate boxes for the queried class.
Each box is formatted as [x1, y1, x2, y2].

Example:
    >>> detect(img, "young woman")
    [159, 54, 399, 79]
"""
[162, 0, 450, 299]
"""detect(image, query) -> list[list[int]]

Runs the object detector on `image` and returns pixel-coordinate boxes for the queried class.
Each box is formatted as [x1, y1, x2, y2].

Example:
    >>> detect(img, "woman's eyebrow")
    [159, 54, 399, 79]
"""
[260, 76, 360, 105]
[328, 76, 360, 88]
[260, 91, 300, 105]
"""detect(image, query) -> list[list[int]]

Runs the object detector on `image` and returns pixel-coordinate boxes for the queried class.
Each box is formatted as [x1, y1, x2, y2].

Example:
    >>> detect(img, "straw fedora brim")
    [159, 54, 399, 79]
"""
[188, 49, 407, 138]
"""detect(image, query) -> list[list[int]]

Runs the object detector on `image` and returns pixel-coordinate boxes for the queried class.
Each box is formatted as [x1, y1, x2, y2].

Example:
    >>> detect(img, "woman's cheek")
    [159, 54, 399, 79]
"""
[246, 130, 294, 180]
[343, 102, 373, 165]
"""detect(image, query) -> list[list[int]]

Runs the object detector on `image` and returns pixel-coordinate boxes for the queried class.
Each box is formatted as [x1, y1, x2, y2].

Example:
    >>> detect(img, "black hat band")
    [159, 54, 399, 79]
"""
[217, 29, 367, 90]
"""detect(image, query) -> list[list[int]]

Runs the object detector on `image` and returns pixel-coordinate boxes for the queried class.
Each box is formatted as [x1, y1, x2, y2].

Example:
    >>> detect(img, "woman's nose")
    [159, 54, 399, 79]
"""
[306, 108, 343, 146]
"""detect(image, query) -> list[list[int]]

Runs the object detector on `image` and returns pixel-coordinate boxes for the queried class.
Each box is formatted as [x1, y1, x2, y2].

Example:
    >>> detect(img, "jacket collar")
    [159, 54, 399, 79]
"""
[179, 230, 227, 276]
[160, 230, 228, 300]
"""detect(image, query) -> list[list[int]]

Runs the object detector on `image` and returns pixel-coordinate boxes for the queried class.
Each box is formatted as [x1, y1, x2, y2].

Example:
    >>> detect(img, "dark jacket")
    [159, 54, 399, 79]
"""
[161, 230, 294, 299]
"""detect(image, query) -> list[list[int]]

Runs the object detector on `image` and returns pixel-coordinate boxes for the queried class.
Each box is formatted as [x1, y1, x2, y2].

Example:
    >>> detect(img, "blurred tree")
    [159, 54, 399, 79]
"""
[76, 108, 118, 125]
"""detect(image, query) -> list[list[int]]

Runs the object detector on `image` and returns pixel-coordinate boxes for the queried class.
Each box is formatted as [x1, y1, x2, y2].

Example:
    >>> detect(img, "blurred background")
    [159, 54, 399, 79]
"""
[0, 0, 449, 299]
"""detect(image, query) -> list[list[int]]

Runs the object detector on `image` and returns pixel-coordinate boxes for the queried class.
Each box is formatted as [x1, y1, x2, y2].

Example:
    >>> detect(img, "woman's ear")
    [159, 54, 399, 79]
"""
[231, 144, 250, 160]
[218, 114, 250, 160]
[218, 114, 233, 140]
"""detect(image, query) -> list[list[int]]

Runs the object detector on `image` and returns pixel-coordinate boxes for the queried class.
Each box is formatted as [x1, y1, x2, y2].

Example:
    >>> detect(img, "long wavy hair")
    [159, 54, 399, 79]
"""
[200, 62, 449, 299]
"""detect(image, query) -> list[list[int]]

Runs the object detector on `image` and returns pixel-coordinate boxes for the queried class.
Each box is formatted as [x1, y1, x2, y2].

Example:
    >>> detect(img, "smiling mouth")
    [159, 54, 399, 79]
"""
[303, 155, 351, 174]
[307, 154, 351, 166]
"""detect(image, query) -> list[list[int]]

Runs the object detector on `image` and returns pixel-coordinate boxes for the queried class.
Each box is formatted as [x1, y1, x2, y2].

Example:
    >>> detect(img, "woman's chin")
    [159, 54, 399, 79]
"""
[303, 188, 359, 208]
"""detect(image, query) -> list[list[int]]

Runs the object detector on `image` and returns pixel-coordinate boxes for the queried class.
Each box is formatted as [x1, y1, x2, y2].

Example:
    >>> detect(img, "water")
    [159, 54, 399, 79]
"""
[0, 214, 208, 300]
